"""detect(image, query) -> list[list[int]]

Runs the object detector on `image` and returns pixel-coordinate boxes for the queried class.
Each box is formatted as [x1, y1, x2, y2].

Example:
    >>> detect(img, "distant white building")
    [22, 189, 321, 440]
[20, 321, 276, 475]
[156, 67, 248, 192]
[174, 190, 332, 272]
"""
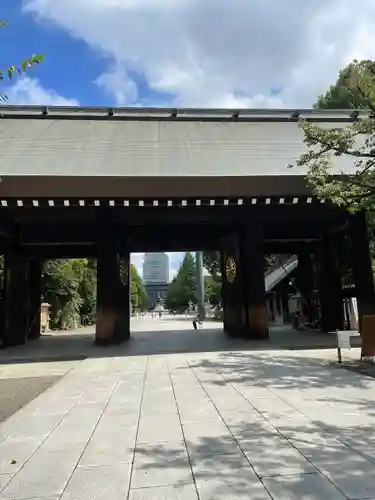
[143, 253, 170, 309]
[143, 253, 169, 284]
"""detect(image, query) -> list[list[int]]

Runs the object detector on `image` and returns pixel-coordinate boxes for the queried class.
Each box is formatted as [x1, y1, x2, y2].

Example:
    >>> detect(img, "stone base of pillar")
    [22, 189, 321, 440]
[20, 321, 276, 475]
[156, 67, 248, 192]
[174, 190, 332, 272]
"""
[227, 308, 269, 340]
[95, 310, 130, 345]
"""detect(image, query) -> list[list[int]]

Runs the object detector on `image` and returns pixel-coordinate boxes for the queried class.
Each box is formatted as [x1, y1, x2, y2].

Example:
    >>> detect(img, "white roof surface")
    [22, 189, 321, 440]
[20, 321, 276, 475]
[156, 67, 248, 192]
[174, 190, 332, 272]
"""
[0, 107, 358, 177]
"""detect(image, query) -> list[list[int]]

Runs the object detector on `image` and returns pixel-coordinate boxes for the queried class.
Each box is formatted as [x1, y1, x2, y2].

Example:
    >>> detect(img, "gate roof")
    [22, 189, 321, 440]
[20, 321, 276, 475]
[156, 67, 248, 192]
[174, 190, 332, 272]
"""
[0, 106, 362, 199]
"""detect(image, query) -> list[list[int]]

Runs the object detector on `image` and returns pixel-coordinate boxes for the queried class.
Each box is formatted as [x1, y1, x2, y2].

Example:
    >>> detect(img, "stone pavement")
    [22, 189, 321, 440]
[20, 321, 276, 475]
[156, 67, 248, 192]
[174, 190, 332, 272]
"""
[1, 318, 375, 499]
[0, 315, 349, 365]
[0, 361, 77, 426]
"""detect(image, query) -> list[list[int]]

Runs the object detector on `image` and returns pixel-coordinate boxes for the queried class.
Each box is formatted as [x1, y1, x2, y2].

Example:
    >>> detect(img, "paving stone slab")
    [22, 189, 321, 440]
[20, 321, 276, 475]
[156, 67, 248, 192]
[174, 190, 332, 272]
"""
[262, 472, 346, 500]
[239, 434, 315, 477]
[129, 484, 198, 500]
[32, 396, 79, 416]
[176, 399, 215, 415]
[96, 410, 139, 430]
[192, 452, 259, 483]
[0, 475, 13, 492]
[79, 428, 136, 466]
[195, 479, 271, 500]
[61, 464, 131, 500]
[0, 436, 42, 474]
[0, 448, 81, 499]
[142, 397, 177, 411]
[137, 416, 183, 444]
[141, 404, 178, 417]
[40, 420, 98, 451]
[40, 431, 89, 453]
[132, 445, 192, 489]
[205, 396, 256, 413]
[250, 398, 296, 415]
[182, 421, 231, 440]
[134, 441, 187, 458]
[0, 375, 64, 422]
[179, 410, 222, 425]
[218, 409, 268, 428]
[186, 436, 240, 459]
[106, 401, 142, 415]
[303, 444, 375, 500]
[341, 437, 375, 464]
[11, 413, 65, 442]
[229, 420, 279, 441]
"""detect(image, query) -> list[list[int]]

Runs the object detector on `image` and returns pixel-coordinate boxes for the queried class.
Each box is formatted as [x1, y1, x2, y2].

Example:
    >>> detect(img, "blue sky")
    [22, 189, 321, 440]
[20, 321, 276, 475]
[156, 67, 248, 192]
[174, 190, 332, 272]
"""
[2, 1, 107, 105]
[1, 0, 175, 107]
[4, 0, 372, 109]
[2, 0, 374, 274]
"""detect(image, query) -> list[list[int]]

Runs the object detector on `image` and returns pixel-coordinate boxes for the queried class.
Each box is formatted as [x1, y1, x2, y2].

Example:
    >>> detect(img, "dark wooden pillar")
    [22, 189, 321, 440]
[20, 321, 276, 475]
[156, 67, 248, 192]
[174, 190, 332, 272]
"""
[221, 226, 269, 340]
[95, 222, 130, 345]
[0, 268, 5, 346]
[242, 225, 269, 340]
[220, 232, 246, 337]
[297, 250, 314, 322]
[2, 253, 29, 347]
[349, 212, 375, 332]
[318, 236, 344, 332]
[27, 259, 42, 340]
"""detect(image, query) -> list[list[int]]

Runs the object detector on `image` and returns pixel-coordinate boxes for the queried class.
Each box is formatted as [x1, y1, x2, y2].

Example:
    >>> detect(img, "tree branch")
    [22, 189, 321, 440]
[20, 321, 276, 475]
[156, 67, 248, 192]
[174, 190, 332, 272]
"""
[304, 128, 374, 158]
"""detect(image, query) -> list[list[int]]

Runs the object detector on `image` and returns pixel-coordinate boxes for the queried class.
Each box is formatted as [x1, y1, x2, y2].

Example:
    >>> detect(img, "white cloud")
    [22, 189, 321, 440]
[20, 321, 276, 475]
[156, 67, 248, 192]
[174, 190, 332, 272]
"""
[23, 0, 375, 108]
[4, 76, 79, 105]
[95, 66, 138, 105]
[168, 252, 184, 280]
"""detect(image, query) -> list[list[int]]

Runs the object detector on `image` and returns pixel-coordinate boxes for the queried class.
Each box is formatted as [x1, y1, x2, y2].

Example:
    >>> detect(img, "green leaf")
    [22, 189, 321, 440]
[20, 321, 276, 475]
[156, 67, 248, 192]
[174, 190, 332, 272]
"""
[7, 65, 19, 79]
[291, 59, 375, 212]
[0, 19, 44, 100]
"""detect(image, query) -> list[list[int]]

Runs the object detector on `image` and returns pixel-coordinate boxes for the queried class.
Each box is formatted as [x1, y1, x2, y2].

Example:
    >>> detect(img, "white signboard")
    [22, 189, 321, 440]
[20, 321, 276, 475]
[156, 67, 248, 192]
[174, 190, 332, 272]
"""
[337, 331, 351, 350]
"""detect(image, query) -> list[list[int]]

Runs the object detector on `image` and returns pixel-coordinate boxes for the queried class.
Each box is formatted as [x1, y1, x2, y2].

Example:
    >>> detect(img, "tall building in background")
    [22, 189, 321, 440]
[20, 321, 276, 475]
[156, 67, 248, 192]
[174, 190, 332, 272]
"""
[143, 253, 169, 308]
[143, 253, 169, 284]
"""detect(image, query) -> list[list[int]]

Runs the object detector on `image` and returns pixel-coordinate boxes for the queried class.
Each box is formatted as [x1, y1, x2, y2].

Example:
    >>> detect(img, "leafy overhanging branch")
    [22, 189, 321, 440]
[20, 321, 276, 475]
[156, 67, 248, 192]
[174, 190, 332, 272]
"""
[0, 19, 44, 102]
[292, 59, 375, 212]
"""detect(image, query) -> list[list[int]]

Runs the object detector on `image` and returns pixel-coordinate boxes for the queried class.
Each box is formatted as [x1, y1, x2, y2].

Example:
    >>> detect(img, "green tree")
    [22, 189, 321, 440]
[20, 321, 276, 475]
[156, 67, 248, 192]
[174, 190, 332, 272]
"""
[203, 251, 221, 278]
[1, 20, 44, 102]
[165, 252, 197, 310]
[42, 260, 83, 329]
[293, 59, 375, 211]
[311, 61, 375, 266]
[315, 62, 371, 110]
[130, 264, 148, 310]
[76, 259, 97, 325]
[204, 275, 222, 304]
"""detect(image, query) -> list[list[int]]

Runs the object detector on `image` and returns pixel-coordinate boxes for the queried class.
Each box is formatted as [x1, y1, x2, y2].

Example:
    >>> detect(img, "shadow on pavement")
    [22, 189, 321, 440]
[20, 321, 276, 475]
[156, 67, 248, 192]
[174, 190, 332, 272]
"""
[132, 354, 375, 498]
[132, 416, 375, 499]
[0, 323, 348, 365]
